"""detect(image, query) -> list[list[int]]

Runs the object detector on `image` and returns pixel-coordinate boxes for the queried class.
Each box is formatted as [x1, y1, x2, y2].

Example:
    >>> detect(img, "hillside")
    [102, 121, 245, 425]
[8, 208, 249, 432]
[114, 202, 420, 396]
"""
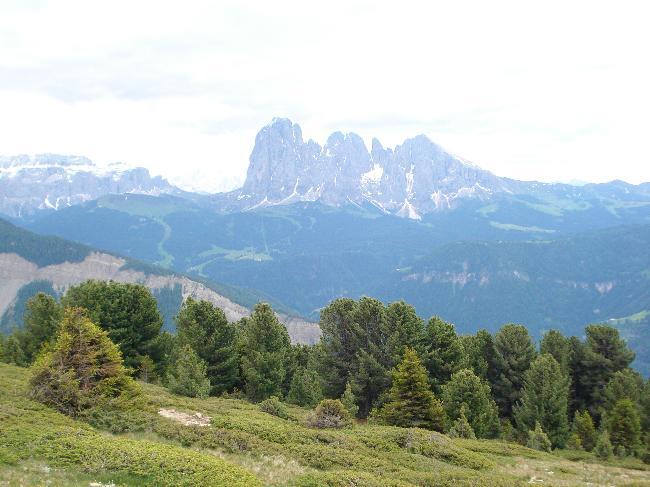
[0, 218, 319, 344]
[2, 363, 648, 486]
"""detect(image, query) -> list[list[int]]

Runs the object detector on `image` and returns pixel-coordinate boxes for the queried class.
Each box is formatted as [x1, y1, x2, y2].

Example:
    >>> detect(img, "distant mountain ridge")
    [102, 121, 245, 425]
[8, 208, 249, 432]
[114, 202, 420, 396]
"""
[214, 118, 650, 219]
[0, 154, 180, 218]
[0, 218, 319, 344]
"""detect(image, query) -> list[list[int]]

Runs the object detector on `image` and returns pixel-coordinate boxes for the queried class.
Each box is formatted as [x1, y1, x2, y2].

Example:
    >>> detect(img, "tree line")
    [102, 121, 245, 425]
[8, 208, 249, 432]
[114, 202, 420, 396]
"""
[1, 280, 649, 459]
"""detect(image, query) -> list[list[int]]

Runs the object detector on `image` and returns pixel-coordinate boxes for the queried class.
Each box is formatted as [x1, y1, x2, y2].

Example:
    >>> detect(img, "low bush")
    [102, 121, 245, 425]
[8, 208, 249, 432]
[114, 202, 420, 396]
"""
[308, 399, 352, 429]
[259, 395, 290, 419]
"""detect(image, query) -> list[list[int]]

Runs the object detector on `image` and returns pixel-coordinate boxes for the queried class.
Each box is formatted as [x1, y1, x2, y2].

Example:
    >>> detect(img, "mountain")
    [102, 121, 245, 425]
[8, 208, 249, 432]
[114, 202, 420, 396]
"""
[0, 218, 319, 344]
[0, 154, 180, 218]
[214, 118, 650, 220]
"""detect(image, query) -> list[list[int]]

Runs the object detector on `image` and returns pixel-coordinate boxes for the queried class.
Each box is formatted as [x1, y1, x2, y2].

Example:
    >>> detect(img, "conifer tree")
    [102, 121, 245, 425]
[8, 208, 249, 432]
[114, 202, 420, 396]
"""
[571, 410, 597, 452]
[603, 368, 644, 411]
[595, 430, 614, 459]
[340, 381, 359, 418]
[461, 329, 498, 384]
[540, 329, 572, 375]
[29, 308, 136, 415]
[287, 366, 323, 407]
[423, 316, 464, 392]
[385, 301, 425, 366]
[492, 324, 536, 418]
[448, 404, 476, 439]
[514, 354, 570, 448]
[62, 280, 163, 369]
[526, 422, 552, 452]
[175, 298, 239, 395]
[441, 368, 500, 438]
[353, 348, 390, 417]
[1, 333, 26, 366]
[21, 292, 63, 363]
[166, 344, 211, 399]
[239, 303, 291, 401]
[607, 398, 641, 451]
[375, 348, 446, 431]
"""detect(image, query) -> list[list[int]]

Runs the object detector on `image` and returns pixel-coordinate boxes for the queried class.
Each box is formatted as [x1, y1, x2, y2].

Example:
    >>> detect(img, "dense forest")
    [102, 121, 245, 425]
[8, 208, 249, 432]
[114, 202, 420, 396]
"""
[1, 279, 649, 462]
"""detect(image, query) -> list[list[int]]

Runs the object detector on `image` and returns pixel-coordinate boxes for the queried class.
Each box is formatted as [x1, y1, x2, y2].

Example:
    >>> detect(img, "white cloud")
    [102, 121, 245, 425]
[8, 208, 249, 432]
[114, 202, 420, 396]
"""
[0, 0, 649, 191]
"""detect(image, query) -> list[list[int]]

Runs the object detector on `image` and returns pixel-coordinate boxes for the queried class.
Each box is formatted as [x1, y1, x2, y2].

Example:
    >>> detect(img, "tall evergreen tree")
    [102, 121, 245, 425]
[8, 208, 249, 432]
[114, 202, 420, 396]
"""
[175, 298, 239, 395]
[603, 368, 644, 411]
[21, 292, 63, 363]
[579, 325, 635, 419]
[318, 298, 364, 397]
[607, 398, 641, 451]
[353, 348, 390, 417]
[492, 324, 536, 418]
[514, 354, 570, 448]
[423, 316, 464, 392]
[239, 303, 291, 402]
[461, 329, 498, 384]
[62, 280, 162, 370]
[540, 329, 572, 375]
[1, 332, 26, 366]
[384, 301, 425, 367]
[340, 381, 359, 418]
[441, 368, 500, 438]
[375, 348, 446, 431]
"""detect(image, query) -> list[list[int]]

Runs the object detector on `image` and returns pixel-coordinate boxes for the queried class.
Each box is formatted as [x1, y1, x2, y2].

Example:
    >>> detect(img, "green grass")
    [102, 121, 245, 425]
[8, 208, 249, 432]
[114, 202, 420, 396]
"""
[1, 363, 649, 486]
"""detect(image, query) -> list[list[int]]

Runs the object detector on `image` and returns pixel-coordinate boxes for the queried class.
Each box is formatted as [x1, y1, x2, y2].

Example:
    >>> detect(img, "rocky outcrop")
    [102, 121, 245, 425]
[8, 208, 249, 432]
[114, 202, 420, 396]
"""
[0, 251, 321, 344]
[217, 118, 519, 219]
[0, 154, 179, 218]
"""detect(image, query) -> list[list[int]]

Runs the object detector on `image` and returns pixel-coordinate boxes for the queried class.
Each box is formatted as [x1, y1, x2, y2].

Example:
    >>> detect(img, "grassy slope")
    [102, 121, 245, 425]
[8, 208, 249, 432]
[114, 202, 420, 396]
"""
[1, 364, 649, 486]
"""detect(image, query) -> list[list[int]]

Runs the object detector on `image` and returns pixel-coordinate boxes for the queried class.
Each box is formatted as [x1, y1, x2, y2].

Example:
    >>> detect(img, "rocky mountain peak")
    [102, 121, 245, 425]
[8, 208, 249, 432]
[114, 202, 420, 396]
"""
[231, 118, 512, 218]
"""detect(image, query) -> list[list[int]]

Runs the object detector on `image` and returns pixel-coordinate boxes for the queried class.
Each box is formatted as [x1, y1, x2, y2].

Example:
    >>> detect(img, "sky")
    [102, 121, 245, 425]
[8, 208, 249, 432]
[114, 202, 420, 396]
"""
[0, 0, 649, 192]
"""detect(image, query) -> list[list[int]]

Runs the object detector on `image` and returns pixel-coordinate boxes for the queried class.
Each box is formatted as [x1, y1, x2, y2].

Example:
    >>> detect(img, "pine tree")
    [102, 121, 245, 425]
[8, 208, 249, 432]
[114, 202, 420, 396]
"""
[492, 324, 536, 418]
[62, 280, 163, 370]
[514, 354, 570, 448]
[29, 307, 136, 415]
[526, 422, 552, 452]
[385, 301, 425, 367]
[461, 329, 498, 384]
[595, 430, 614, 459]
[571, 410, 597, 452]
[441, 368, 500, 438]
[166, 344, 211, 399]
[423, 316, 464, 392]
[448, 404, 476, 439]
[175, 298, 239, 395]
[579, 325, 635, 419]
[607, 398, 641, 451]
[540, 329, 572, 375]
[287, 366, 323, 407]
[21, 292, 63, 363]
[566, 433, 583, 451]
[340, 381, 359, 418]
[239, 303, 291, 401]
[603, 368, 644, 411]
[353, 348, 390, 417]
[375, 348, 446, 431]
[1, 332, 27, 366]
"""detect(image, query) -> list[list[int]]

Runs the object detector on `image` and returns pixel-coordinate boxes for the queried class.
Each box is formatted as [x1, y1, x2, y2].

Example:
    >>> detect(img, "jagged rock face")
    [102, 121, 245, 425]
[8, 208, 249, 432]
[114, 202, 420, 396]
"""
[0, 154, 177, 218]
[227, 118, 516, 219]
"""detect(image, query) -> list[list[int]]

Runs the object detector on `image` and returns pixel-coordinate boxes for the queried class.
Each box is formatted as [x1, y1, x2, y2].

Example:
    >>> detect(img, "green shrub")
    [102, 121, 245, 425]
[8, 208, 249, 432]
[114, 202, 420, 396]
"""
[571, 410, 596, 452]
[526, 422, 552, 452]
[259, 395, 290, 419]
[615, 444, 627, 458]
[308, 399, 352, 429]
[340, 381, 359, 418]
[448, 405, 476, 439]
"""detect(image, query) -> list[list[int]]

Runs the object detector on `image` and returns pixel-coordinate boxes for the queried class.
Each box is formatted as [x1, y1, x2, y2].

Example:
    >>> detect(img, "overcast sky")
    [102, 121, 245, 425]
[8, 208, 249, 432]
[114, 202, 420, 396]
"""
[1, 0, 649, 192]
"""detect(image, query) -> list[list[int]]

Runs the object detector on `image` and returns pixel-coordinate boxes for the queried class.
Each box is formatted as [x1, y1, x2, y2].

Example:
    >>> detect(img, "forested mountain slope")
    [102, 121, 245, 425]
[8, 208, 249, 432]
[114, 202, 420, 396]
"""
[0, 218, 318, 343]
